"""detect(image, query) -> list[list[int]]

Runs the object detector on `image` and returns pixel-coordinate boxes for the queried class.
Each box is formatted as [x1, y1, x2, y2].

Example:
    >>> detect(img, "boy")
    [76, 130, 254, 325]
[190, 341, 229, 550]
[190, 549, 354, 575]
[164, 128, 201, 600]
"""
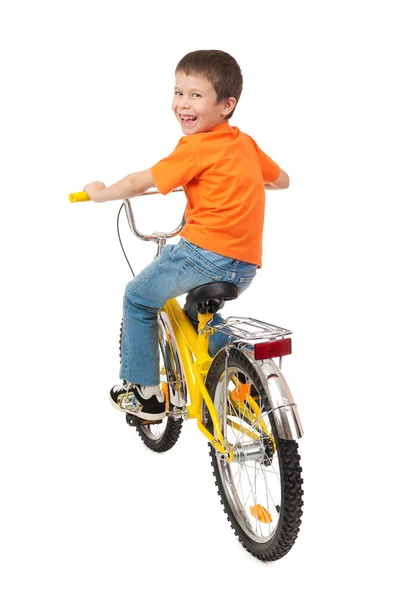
[84, 50, 289, 420]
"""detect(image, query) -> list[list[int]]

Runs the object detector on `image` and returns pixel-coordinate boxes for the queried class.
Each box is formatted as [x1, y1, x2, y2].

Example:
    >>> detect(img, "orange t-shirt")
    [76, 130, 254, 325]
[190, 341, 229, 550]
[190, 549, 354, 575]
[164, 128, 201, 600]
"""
[150, 121, 280, 267]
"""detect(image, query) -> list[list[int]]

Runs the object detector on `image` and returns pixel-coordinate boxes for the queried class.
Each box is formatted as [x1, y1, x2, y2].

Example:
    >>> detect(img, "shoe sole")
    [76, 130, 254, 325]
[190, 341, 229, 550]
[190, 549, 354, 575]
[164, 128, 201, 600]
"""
[109, 394, 166, 421]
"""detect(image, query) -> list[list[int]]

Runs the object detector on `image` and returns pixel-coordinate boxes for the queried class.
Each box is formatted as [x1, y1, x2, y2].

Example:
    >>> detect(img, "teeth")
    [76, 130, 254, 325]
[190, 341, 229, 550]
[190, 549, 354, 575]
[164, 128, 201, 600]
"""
[181, 116, 196, 121]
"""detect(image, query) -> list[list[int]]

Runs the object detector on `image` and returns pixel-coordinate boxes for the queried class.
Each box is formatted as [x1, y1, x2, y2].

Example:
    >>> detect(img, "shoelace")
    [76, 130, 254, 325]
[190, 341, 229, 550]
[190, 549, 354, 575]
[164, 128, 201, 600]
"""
[113, 383, 133, 394]
[113, 383, 163, 402]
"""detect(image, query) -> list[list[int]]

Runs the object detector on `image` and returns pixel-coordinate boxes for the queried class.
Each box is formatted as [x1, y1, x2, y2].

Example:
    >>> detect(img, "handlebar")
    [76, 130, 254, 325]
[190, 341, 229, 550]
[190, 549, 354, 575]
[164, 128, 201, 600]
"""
[69, 186, 185, 244]
[69, 191, 90, 202]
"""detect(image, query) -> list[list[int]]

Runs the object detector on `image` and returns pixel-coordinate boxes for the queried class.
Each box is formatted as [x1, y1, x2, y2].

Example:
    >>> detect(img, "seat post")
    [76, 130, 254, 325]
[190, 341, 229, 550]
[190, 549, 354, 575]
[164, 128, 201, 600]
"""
[197, 312, 213, 333]
[196, 312, 213, 356]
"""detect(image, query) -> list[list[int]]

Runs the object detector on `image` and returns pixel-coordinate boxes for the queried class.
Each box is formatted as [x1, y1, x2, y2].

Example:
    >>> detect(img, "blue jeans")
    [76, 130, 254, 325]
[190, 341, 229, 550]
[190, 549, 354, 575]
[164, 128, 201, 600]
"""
[120, 238, 257, 386]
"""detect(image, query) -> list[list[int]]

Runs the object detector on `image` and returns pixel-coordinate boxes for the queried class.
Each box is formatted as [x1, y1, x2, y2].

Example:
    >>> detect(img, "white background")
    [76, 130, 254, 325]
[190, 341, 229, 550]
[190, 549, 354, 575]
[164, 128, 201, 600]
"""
[1, 0, 393, 598]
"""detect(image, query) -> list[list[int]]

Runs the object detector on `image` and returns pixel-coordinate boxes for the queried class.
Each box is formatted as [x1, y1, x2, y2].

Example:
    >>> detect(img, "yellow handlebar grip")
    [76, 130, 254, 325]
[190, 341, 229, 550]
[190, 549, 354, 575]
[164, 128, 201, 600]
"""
[69, 191, 90, 203]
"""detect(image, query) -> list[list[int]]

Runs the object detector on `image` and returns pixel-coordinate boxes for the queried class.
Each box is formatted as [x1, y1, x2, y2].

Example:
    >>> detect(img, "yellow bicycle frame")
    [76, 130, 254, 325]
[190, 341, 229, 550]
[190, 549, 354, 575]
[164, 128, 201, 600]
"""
[163, 298, 272, 463]
[164, 298, 236, 458]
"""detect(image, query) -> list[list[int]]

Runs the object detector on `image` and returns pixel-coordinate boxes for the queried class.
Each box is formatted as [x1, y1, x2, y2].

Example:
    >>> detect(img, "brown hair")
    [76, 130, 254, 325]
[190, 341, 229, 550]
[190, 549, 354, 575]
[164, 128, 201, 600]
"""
[176, 50, 243, 120]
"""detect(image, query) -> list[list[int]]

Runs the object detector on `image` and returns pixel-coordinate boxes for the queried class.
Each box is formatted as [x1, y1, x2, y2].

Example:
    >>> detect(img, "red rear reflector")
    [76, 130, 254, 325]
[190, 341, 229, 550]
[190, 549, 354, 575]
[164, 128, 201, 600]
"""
[254, 338, 292, 360]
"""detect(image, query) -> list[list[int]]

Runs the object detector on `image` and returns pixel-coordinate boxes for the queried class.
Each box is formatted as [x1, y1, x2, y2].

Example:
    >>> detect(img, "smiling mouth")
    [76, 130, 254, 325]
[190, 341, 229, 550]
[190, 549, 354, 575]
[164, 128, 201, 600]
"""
[180, 115, 197, 123]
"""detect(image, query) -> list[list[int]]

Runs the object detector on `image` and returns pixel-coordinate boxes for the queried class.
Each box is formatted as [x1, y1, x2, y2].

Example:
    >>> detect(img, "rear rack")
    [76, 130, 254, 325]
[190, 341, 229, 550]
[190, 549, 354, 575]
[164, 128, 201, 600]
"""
[208, 316, 292, 342]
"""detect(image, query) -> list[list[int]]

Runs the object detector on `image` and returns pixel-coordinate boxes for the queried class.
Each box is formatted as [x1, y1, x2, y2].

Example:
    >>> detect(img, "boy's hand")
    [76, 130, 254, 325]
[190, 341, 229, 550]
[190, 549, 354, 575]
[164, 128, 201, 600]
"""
[83, 181, 106, 202]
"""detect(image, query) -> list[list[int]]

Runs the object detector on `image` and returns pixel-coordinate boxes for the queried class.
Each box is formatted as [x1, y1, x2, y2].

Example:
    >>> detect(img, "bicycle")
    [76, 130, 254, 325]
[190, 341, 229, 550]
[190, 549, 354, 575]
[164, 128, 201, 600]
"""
[69, 188, 304, 561]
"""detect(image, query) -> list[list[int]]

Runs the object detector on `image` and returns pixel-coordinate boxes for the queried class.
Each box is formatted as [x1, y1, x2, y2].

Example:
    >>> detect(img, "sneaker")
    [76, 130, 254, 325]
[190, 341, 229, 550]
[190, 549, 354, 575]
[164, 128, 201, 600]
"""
[109, 383, 166, 420]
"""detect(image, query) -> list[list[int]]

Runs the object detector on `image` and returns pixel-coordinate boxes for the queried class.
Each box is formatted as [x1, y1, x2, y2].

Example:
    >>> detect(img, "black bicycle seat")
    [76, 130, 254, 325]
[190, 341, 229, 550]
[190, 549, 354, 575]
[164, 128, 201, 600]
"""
[185, 282, 238, 314]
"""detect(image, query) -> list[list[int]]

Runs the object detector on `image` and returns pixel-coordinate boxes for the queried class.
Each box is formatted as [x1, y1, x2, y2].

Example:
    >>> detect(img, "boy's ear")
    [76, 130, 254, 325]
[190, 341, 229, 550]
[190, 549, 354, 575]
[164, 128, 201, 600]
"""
[221, 97, 237, 116]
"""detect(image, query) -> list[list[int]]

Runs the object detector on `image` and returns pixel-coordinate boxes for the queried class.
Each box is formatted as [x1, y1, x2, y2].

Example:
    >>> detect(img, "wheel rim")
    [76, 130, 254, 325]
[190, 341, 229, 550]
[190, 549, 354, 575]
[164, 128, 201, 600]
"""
[214, 367, 282, 544]
[139, 418, 168, 440]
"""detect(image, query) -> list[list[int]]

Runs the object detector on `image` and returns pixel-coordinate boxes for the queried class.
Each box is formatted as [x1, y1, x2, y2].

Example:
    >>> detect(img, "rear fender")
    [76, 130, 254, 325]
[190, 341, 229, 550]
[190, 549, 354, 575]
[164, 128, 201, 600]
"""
[235, 347, 303, 441]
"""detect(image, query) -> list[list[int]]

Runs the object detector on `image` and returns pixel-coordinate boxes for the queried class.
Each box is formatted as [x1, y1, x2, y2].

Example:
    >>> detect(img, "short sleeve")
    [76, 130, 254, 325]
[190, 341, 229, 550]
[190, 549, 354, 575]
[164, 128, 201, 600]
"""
[247, 135, 281, 183]
[151, 137, 199, 195]
[257, 148, 281, 183]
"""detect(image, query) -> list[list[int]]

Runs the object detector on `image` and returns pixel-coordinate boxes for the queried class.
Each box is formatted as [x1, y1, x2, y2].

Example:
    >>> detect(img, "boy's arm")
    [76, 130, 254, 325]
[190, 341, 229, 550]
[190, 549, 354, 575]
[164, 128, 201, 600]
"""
[84, 169, 155, 202]
[264, 169, 290, 190]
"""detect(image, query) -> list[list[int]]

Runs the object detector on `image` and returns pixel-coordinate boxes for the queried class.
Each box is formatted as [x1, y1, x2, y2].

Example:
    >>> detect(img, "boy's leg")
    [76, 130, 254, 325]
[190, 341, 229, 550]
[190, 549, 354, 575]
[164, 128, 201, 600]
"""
[111, 243, 189, 418]
[120, 243, 187, 387]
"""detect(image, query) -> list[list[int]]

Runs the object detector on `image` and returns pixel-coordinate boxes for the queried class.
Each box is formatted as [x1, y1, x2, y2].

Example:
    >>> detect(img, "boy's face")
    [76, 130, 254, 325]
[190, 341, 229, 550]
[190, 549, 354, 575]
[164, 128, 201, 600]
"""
[173, 72, 235, 135]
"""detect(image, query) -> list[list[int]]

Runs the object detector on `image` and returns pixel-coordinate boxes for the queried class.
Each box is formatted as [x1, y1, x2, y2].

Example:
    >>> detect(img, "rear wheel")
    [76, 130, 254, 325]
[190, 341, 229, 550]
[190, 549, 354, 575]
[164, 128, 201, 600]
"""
[120, 320, 183, 453]
[205, 348, 303, 561]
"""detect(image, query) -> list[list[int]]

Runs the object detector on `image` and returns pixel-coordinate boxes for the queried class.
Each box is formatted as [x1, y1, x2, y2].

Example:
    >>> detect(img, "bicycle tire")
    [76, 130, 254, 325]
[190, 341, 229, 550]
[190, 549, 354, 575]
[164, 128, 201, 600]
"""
[119, 320, 183, 453]
[205, 347, 303, 561]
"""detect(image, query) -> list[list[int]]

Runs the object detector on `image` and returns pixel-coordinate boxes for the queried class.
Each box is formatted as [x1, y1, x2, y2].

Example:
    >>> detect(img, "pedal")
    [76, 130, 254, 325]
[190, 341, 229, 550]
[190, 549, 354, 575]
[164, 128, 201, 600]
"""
[125, 413, 139, 427]
[170, 406, 188, 421]
[126, 413, 163, 426]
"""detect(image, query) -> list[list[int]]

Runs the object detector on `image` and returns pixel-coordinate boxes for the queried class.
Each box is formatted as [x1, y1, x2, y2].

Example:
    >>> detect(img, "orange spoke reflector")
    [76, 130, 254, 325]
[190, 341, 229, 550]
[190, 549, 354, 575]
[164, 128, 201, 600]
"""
[250, 504, 273, 523]
[161, 382, 169, 412]
[230, 383, 251, 403]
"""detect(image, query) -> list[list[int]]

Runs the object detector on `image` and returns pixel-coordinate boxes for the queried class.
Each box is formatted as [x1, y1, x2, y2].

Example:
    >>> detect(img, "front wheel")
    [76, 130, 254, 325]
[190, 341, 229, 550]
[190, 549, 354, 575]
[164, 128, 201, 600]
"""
[205, 348, 303, 561]
[120, 320, 183, 453]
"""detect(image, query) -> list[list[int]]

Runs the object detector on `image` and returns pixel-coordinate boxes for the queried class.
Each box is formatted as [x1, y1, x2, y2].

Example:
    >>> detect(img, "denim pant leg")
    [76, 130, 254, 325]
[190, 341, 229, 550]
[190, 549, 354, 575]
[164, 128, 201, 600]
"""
[120, 243, 185, 387]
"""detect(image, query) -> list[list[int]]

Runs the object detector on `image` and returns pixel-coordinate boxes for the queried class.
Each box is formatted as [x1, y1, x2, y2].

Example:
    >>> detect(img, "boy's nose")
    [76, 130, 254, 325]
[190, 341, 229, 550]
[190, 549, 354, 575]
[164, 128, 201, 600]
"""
[180, 96, 191, 109]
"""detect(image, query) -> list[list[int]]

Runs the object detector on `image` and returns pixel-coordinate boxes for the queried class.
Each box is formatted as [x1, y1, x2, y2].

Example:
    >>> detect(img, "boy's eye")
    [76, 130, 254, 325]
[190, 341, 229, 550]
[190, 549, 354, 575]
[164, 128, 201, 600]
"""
[174, 91, 201, 98]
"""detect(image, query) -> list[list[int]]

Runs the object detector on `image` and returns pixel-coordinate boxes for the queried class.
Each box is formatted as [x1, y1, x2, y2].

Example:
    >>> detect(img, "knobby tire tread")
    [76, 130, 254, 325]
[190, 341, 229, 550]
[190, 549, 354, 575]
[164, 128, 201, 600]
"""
[135, 416, 183, 453]
[205, 348, 303, 561]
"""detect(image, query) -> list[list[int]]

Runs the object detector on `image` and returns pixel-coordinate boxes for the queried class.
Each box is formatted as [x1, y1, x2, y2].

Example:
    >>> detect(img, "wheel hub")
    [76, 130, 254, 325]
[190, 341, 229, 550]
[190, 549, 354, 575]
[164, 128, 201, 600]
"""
[233, 441, 266, 463]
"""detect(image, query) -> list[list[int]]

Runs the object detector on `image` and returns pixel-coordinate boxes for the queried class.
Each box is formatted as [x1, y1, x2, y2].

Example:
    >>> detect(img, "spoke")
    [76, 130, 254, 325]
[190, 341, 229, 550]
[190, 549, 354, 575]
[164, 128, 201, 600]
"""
[241, 463, 258, 509]
[238, 461, 264, 538]
[227, 461, 243, 483]
[254, 460, 264, 537]
[256, 461, 280, 515]
[237, 464, 247, 510]
[265, 465, 272, 536]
